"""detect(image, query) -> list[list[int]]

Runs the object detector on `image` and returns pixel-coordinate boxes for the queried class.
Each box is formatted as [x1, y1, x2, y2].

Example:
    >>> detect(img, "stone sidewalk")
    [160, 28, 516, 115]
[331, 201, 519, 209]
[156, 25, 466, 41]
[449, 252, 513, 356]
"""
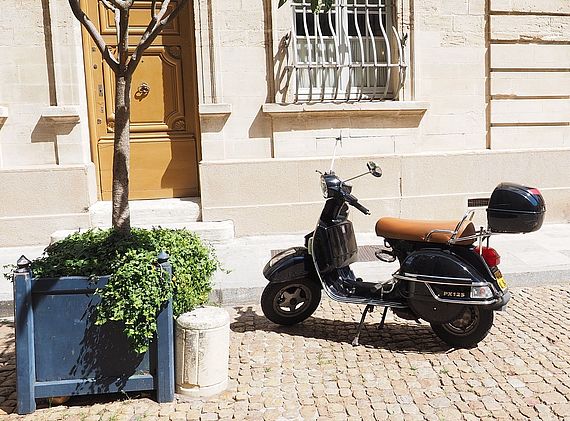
[2, 284, 570, 420]
[212, 223, 570, 305]
[4, 223, 570, 308]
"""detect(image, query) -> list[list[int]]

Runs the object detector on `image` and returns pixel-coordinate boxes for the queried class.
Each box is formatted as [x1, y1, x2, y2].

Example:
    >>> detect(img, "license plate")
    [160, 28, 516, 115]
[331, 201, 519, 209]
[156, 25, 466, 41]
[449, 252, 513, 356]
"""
[493, 268, 507, 291]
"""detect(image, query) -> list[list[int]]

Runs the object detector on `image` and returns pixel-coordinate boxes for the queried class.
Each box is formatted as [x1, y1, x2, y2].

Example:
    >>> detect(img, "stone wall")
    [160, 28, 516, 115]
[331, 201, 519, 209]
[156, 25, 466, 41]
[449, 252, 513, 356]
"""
[195, 0, 569, 158]
[200, 149, 570, 236]
[194, 0, 273, 160]
[0, 0, 94, 246]
[412, 0, 488, 151]
[0, 165, 95, 246]
[194, 0, 493, 159]
[489, 0, 570, 149]
[0, 0, 91, 167]
[1, 0, 569, 244]
[198, 0, 570, 233]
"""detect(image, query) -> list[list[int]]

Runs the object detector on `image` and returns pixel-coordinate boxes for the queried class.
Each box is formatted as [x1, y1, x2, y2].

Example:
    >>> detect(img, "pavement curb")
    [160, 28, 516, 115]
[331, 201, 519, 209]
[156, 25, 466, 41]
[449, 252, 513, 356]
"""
[3, 269, 570, 317]
[209, 287, 266, 307]
[207, 269, 570, 306]
[502, 269, 570, 288]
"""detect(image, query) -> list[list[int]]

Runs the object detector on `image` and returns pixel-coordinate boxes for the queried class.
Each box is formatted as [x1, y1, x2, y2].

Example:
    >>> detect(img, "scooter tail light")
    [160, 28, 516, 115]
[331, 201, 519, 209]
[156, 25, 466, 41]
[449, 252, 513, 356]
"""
[471, 285, 494, 299]
[529, 188, 541, 196]
[475, 246, 501, 267]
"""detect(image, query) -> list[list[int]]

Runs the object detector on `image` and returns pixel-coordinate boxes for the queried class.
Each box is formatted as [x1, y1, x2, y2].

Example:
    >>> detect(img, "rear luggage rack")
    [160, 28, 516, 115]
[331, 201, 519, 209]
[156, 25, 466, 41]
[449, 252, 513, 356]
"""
[424, 209, 498, 250]
[425, 210, 482, 244]
[426, 182, 546, 247]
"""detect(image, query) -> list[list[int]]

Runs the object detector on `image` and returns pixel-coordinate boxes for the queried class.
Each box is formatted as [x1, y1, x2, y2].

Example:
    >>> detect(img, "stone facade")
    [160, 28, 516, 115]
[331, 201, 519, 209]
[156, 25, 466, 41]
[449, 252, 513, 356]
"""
[0, 0, 95, 245]
[0, 0, 569, 245]
[196, 0, 570, 234]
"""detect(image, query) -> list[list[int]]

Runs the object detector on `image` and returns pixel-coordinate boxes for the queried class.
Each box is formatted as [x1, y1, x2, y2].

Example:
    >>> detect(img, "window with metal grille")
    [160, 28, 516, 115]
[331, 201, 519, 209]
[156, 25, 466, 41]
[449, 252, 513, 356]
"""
[289, 0, 406, 102]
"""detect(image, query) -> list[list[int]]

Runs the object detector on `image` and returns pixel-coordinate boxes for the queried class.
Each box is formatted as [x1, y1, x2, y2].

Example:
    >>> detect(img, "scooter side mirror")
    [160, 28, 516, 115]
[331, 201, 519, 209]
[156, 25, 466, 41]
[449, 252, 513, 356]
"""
[367, 161, 382, 178]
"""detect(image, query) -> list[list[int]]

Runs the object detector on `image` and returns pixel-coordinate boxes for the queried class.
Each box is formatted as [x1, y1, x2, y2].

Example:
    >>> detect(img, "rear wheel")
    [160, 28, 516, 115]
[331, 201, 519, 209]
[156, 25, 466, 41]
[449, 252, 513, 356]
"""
[261, 280, 321, 325]
[431, 306, 494, 348]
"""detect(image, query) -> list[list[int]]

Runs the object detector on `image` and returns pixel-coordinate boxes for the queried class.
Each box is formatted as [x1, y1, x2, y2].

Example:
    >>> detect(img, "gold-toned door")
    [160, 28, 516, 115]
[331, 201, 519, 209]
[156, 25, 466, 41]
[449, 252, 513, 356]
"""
[84, 0, 200, 200]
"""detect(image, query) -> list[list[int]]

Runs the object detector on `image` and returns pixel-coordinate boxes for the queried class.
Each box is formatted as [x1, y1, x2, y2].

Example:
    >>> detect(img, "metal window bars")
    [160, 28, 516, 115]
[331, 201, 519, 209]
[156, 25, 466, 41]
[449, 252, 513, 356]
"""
[289, 0, 406, 103]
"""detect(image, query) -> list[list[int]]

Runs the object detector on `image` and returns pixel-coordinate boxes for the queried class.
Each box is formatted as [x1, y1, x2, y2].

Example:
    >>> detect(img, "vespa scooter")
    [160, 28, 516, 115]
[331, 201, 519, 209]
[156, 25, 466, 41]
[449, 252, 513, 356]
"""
[261, 141, 546, 348]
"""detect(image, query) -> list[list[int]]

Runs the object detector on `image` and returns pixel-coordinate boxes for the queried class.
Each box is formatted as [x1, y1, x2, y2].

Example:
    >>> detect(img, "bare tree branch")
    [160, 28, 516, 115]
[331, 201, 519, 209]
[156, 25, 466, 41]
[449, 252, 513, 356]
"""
[115, 7, 121, 47]
[142, 0, 172, 37]
[117, 8, 130, 72]
[156, 0, 172, 19]
[68, 0, 119, 72]
[114, 0, 130, 9]
[100, 0, 115, 11]
[101, 0, 128, 10]
[128, 0, 189, 74]
[99, 0, 123, 45]
[151, 0, 158, 19]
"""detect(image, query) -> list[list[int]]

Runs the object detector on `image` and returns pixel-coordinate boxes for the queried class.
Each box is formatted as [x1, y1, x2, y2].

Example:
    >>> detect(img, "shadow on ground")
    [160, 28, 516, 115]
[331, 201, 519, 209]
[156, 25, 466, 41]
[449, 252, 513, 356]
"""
[231, 306, 452, 354]
[0, 320, 16, 414]
[0, 320, 154, 415]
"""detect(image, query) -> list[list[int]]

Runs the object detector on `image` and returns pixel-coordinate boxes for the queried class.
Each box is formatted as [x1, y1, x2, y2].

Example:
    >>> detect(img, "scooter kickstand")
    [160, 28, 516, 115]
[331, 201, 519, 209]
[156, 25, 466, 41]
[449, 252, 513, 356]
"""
[377, 307, 388, 330]
[352, 304, 374, 347]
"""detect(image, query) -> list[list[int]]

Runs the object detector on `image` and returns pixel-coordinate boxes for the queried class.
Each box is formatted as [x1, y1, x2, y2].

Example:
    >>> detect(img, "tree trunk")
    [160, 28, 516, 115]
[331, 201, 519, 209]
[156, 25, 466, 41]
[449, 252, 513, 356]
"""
[70, 1, 190, 233]
[112, 72, 132, 234]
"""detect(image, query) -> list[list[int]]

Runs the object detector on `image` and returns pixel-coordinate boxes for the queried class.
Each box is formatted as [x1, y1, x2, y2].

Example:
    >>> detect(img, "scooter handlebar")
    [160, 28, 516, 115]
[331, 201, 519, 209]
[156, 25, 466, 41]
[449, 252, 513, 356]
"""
[345, 193, 371, 215]
[353, 201, 371, 215]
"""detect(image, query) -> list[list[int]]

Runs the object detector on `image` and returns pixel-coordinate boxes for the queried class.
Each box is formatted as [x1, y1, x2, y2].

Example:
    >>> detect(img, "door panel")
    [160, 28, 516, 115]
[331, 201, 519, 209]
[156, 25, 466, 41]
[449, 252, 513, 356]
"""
[99, 1, 179, 37]
[103, 46, 187, 132]
[98, 139, 199, 200]
[85, 0, 200, 200]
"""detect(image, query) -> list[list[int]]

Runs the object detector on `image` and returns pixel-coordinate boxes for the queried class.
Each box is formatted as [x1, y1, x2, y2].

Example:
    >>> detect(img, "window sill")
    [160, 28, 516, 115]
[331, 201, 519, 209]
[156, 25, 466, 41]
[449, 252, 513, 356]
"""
[199, 103, 232, 116]
[262, 101, 429, 117]
[41, 106, 80, 124]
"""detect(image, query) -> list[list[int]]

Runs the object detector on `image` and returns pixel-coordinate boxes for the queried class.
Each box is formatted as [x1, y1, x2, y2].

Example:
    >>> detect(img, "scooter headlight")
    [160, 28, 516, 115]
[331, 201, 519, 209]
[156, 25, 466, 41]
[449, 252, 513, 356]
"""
[320, 176, 328, 198]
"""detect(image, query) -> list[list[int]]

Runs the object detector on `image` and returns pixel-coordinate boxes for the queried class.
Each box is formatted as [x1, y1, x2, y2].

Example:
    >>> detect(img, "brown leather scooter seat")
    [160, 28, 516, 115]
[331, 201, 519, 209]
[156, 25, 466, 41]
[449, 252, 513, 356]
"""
[375, 217, 476, 246]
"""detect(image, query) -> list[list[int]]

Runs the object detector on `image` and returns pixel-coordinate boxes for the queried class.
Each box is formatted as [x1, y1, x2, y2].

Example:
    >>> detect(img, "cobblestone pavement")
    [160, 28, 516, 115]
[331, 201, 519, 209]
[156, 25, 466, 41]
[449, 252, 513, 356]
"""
[2, 285, 570, 420]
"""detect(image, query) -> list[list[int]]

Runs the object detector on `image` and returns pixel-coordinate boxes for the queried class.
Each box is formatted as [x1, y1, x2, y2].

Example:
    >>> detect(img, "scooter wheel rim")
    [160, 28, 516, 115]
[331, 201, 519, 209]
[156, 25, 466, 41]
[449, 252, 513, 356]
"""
[273, 283, 313, 317]
[441, 306, 480, 336]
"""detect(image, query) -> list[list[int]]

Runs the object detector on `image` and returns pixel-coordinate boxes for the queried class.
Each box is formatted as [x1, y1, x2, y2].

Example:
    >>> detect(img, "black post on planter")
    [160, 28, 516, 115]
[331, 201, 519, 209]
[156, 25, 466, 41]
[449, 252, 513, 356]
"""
[156, 251, 174, 402]
[13, 255, 36, 414]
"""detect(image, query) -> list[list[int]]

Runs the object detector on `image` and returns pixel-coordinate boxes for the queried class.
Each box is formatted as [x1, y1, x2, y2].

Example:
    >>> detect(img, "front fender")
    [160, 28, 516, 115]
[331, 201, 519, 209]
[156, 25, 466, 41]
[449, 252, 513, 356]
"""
[263, 247, 320, 285]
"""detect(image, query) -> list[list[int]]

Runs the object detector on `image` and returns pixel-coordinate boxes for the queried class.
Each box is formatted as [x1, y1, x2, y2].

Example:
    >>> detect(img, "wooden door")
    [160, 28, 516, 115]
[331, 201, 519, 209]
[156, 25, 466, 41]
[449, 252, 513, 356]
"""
[83, 1, 200, 200]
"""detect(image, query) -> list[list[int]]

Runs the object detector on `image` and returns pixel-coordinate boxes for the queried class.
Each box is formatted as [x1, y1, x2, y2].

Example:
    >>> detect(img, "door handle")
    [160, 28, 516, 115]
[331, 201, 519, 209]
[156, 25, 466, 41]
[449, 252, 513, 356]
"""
[138, 82, 150, 96]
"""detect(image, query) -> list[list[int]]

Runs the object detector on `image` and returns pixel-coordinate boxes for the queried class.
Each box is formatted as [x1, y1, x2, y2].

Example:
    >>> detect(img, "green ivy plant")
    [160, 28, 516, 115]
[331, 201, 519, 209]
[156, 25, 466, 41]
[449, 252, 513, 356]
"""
[30, 228, 218, 354]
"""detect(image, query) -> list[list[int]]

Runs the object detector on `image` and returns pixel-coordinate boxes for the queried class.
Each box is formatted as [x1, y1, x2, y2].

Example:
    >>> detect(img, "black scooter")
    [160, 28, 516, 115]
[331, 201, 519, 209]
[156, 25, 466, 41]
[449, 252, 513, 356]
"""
[261, 144, 546, 348]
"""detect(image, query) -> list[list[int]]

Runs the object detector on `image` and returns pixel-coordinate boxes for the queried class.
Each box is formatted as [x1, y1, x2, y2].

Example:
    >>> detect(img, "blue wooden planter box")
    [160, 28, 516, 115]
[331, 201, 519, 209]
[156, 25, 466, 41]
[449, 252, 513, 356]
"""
[12, 255, 175, 415]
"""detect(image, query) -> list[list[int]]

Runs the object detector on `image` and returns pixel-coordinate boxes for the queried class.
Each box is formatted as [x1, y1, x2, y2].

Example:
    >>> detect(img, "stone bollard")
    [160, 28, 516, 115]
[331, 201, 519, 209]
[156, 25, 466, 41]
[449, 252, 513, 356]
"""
[175, 306, 230, 397]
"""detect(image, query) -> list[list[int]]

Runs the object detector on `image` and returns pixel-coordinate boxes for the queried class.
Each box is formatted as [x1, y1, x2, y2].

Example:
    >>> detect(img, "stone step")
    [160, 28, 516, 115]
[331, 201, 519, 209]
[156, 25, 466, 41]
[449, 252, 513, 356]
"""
[51, 220, 235, 245]
[146, 221, 235, 243]
[90, 197, 202, 227]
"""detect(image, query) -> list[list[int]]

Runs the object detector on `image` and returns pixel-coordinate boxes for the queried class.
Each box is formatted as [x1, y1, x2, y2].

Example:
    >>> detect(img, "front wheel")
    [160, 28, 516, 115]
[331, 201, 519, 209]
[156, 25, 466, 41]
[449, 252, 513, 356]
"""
[431, 306, 494, 348]
[261, 280, 321, 325]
